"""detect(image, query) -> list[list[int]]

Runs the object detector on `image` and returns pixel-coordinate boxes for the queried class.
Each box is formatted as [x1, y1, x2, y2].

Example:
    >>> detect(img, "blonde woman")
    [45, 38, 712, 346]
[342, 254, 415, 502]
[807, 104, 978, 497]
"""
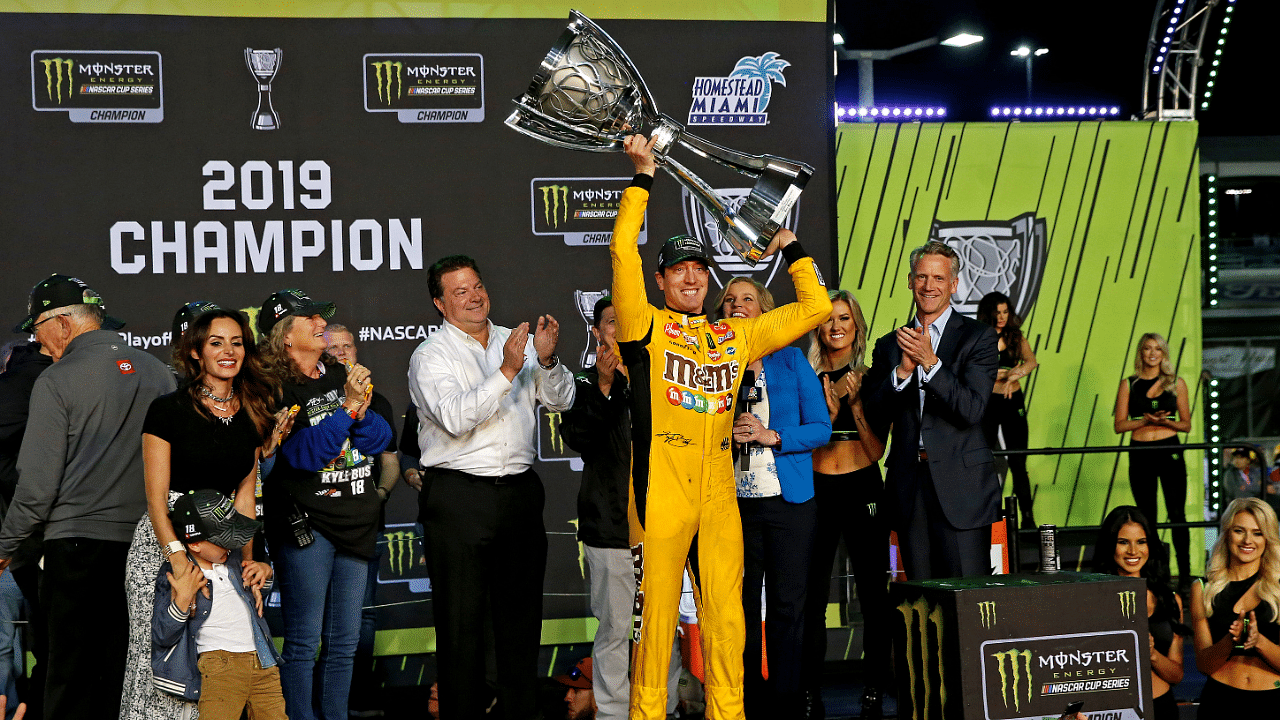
[1114, 333, 1192, 585]
[801, 289, 889, 718]
[1190, 498, 1280, 715]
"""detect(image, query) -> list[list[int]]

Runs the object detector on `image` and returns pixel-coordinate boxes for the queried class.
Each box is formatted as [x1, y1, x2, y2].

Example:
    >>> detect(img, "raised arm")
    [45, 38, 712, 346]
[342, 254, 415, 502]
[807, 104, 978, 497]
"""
[742, 231, 833, 363]
[611, 134, 658, 345]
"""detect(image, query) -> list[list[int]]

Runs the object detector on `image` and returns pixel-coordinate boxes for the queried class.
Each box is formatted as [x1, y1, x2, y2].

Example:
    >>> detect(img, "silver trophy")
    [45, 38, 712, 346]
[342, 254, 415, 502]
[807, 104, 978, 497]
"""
[506, 10, 812, 264]
[245, 48, 282, 131]
[574, 288, 610, 368]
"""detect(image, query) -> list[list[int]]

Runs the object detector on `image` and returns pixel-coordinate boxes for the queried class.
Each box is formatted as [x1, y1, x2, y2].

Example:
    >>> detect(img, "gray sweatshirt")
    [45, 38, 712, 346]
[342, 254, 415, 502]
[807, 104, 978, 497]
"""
[0, 329, 175, 557]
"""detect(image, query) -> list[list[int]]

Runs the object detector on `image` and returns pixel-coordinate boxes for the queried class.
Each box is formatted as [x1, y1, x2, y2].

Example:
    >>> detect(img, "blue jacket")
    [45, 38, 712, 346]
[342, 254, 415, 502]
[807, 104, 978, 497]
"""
[151, 547, 282, 701]
[756, 346, 832, 503]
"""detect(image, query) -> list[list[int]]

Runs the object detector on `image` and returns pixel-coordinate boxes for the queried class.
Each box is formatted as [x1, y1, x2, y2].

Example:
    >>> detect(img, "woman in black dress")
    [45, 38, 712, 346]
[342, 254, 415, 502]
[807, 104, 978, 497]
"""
[1093, 506, 1185, 720]
[976, 292, 1038, 529]
[1114, 332, 1192, 586]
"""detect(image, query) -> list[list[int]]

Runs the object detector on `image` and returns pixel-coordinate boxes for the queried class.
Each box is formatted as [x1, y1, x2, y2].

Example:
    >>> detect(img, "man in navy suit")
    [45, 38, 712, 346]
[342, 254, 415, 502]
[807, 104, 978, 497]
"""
[865, 241, 1000, 580]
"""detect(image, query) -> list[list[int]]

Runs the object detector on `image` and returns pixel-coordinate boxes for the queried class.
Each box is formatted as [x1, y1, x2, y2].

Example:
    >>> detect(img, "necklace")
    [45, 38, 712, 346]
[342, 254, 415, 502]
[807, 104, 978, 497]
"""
[199, 383, 236, 413]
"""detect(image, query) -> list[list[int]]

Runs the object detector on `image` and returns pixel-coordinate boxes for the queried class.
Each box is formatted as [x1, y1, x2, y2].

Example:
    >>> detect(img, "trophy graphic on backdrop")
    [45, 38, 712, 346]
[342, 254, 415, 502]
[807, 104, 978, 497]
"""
[506, 10, 812, 264]
[574, 288, 610, 368]
[245, 48, 281, 130]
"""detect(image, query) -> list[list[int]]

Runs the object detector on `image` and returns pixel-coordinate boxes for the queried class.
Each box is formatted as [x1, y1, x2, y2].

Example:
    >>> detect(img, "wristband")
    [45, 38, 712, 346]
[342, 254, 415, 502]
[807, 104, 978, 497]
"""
[163, 540, 184, 558]
[539, 354, 558, 369]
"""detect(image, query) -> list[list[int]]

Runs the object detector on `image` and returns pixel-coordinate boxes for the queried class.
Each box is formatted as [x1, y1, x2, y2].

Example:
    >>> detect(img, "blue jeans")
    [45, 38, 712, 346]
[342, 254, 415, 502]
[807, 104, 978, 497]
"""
[274, 532, 369, 720]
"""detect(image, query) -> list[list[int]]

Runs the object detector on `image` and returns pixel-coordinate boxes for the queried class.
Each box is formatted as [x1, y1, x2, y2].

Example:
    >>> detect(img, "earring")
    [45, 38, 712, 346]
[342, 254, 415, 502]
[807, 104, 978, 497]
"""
[286, 342, 292, 347]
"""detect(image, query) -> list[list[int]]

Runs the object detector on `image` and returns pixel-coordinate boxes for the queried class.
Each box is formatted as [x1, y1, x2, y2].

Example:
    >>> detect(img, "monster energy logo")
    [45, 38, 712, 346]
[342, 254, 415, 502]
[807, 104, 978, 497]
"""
[41, 58, 74, 104]
[545, 412, 565, 453]
[898, 598, 947, 720]
[978, 600, 997, 628]
[370, 60, 404, 104]
[1118, 590, 1136, 619]
[383, 529, 419, 576]
[990, 649, 1033, 712]
[867, 502, 877, 516]
[541, 185, 569, 228]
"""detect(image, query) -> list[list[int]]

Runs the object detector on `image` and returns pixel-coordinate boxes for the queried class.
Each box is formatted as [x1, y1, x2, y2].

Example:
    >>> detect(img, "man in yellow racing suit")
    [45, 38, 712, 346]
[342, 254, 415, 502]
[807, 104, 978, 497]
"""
[612, 134, 832, 719]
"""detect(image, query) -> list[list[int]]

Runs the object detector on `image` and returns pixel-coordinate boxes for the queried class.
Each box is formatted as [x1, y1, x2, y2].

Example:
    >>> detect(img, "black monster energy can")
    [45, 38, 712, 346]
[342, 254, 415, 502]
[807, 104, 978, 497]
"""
[1037, 524, 1060, 573]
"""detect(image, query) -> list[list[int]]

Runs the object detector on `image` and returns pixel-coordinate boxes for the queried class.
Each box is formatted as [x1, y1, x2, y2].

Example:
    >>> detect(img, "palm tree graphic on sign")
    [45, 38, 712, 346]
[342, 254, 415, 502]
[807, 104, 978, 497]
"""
[729, 53, 790, 113]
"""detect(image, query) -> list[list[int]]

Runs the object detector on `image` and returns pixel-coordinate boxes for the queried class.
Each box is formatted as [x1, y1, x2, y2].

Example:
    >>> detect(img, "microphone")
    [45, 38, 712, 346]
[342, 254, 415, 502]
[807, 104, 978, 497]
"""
[736, 370, 759, 471]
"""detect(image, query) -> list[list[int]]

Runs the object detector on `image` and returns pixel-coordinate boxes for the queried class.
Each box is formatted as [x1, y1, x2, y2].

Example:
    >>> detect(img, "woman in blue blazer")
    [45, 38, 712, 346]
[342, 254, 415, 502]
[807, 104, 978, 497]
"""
[714, 277, 832, 718]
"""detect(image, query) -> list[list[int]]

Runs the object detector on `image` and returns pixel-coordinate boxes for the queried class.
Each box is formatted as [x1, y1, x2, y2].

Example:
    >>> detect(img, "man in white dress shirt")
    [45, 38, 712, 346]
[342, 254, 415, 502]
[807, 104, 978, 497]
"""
[408, 254, 575, 720]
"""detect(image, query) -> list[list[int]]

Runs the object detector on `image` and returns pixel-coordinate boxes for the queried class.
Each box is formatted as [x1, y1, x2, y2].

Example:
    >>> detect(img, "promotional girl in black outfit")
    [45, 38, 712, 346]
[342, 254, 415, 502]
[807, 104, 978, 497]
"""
[1190, 498, 1280, 716]
[1113, 333, 1192, 586]
[1093, 506, 1185, 720]
[801, 289, 889, 719]
[976, 292, 1038, 529]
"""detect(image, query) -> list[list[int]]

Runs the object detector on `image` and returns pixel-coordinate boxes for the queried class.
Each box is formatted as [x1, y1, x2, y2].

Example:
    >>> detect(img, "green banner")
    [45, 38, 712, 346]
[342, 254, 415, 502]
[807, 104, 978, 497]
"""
[835, 121, 1203, 567]
[0, 0, 827, 21]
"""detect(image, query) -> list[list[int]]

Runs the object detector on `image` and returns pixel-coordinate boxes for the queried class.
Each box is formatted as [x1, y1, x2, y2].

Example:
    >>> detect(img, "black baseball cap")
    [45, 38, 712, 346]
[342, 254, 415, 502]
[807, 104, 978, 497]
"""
[15, 274, 124, 333]
[257, 289, 336, 336]
[169, 489, 261, 550]
[172, 301, 221, 340]
[655, 235, 712, 271]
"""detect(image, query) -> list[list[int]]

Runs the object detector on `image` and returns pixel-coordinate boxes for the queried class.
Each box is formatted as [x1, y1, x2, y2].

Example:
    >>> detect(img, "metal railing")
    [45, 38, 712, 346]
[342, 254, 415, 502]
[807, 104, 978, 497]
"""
[994, 440, 1267, 573]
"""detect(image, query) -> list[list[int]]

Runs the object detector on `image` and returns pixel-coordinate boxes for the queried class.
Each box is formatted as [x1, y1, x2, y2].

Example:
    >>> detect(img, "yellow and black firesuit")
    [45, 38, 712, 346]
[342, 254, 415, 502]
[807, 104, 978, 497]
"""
[611, 176, 831, 719]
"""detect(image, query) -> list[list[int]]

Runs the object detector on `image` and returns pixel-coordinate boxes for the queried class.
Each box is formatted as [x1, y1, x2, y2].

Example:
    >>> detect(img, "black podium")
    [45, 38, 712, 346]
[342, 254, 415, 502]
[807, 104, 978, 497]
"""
[890, 573, 1152, 720]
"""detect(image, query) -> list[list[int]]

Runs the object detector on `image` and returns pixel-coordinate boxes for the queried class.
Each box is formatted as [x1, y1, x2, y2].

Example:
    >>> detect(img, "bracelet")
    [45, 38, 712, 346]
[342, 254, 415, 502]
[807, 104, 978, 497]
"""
[162, 540, 184, 559]
[539, 354, 558, 369]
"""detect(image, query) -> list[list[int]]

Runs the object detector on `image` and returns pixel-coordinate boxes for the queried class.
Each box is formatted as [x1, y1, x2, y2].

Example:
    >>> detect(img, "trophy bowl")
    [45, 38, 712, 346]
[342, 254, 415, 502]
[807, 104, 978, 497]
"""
[507, 10, 812, 264]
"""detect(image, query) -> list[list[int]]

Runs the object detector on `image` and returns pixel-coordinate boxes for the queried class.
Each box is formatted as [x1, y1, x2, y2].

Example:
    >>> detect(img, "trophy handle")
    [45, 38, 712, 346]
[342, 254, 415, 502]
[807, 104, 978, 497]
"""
[677, 130, 813, 183]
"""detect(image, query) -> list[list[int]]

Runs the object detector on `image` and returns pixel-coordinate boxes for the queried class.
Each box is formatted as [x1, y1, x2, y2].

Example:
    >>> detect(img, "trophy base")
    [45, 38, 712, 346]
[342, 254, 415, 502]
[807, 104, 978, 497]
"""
[251, 112, 280, 131]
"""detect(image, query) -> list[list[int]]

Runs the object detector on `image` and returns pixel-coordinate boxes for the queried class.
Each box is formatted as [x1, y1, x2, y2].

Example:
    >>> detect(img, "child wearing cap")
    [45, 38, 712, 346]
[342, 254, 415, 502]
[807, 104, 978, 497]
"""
[151, 490, 286, 719]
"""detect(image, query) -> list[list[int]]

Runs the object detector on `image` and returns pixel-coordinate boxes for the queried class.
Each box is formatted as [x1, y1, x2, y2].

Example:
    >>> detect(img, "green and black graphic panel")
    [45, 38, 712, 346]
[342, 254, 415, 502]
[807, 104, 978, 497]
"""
[834, 121, 1202, 554]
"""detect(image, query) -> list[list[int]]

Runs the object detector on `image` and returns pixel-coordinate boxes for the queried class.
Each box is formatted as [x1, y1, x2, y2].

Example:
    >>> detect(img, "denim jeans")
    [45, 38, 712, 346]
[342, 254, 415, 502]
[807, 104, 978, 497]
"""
[274, 532, 369, 720]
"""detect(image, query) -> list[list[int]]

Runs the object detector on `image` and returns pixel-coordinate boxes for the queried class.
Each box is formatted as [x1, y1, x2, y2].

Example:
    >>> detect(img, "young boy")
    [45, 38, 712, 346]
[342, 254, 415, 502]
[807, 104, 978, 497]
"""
[152, 490, 286, 719]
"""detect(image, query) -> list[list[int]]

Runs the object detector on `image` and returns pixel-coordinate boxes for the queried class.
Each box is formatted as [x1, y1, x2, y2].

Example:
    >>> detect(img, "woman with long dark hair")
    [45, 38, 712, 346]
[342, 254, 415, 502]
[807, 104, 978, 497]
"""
[975, 292, 1038, 529]
[1093, 506, 1184, 720]
[257, 290, 391, 720]
[1114, 333, 1192, 586]
[121, 308, 280, 720]
[1190, 498, 1280, 716]
[801, 289, 890, 719]
[712, 277, 831, 717]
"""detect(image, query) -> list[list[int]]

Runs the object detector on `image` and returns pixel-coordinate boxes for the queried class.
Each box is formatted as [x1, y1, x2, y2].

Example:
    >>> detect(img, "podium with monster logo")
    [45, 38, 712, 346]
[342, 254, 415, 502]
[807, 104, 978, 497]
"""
[891, 573, 1152, 720]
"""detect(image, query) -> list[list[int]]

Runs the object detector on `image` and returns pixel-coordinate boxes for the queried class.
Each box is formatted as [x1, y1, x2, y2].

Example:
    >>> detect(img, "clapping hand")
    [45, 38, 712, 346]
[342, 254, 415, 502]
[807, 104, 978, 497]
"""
[263, 404, 299, 457]
[534, 315, 560, 367]
[501, 323, 529, 381]
[596, 342, 620, 397]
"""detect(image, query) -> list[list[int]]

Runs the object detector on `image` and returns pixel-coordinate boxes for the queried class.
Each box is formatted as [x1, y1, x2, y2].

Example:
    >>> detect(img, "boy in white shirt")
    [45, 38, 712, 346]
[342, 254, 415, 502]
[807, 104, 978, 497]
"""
[152, 490, 286, 720]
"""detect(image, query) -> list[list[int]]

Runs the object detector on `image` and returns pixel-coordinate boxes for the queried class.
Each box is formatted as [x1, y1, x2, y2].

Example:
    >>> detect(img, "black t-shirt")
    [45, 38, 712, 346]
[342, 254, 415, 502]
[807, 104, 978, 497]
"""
[265, 364, 383, 559]
[142, 390, 263, 496]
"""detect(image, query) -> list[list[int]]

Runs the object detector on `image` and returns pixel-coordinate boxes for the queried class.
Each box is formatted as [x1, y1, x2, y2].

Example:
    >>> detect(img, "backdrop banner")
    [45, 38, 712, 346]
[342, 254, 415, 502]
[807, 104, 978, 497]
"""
[834, 120, 1203, 571]
[0, 5, 834, 670]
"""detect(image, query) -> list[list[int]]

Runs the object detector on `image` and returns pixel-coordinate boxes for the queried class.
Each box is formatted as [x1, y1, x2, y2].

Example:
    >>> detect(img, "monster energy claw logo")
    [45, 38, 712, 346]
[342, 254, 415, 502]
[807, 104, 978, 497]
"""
[541, 185, 569, 228]
[371, 60, 404, 104]
[384, 529, 419, 575]
[898, 598, 947, 720]
[991, 649, 1033, 712]
[41, 58, 74, 104]
[1118, 590, 1136, 619]
[978, 600, 997, 628]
